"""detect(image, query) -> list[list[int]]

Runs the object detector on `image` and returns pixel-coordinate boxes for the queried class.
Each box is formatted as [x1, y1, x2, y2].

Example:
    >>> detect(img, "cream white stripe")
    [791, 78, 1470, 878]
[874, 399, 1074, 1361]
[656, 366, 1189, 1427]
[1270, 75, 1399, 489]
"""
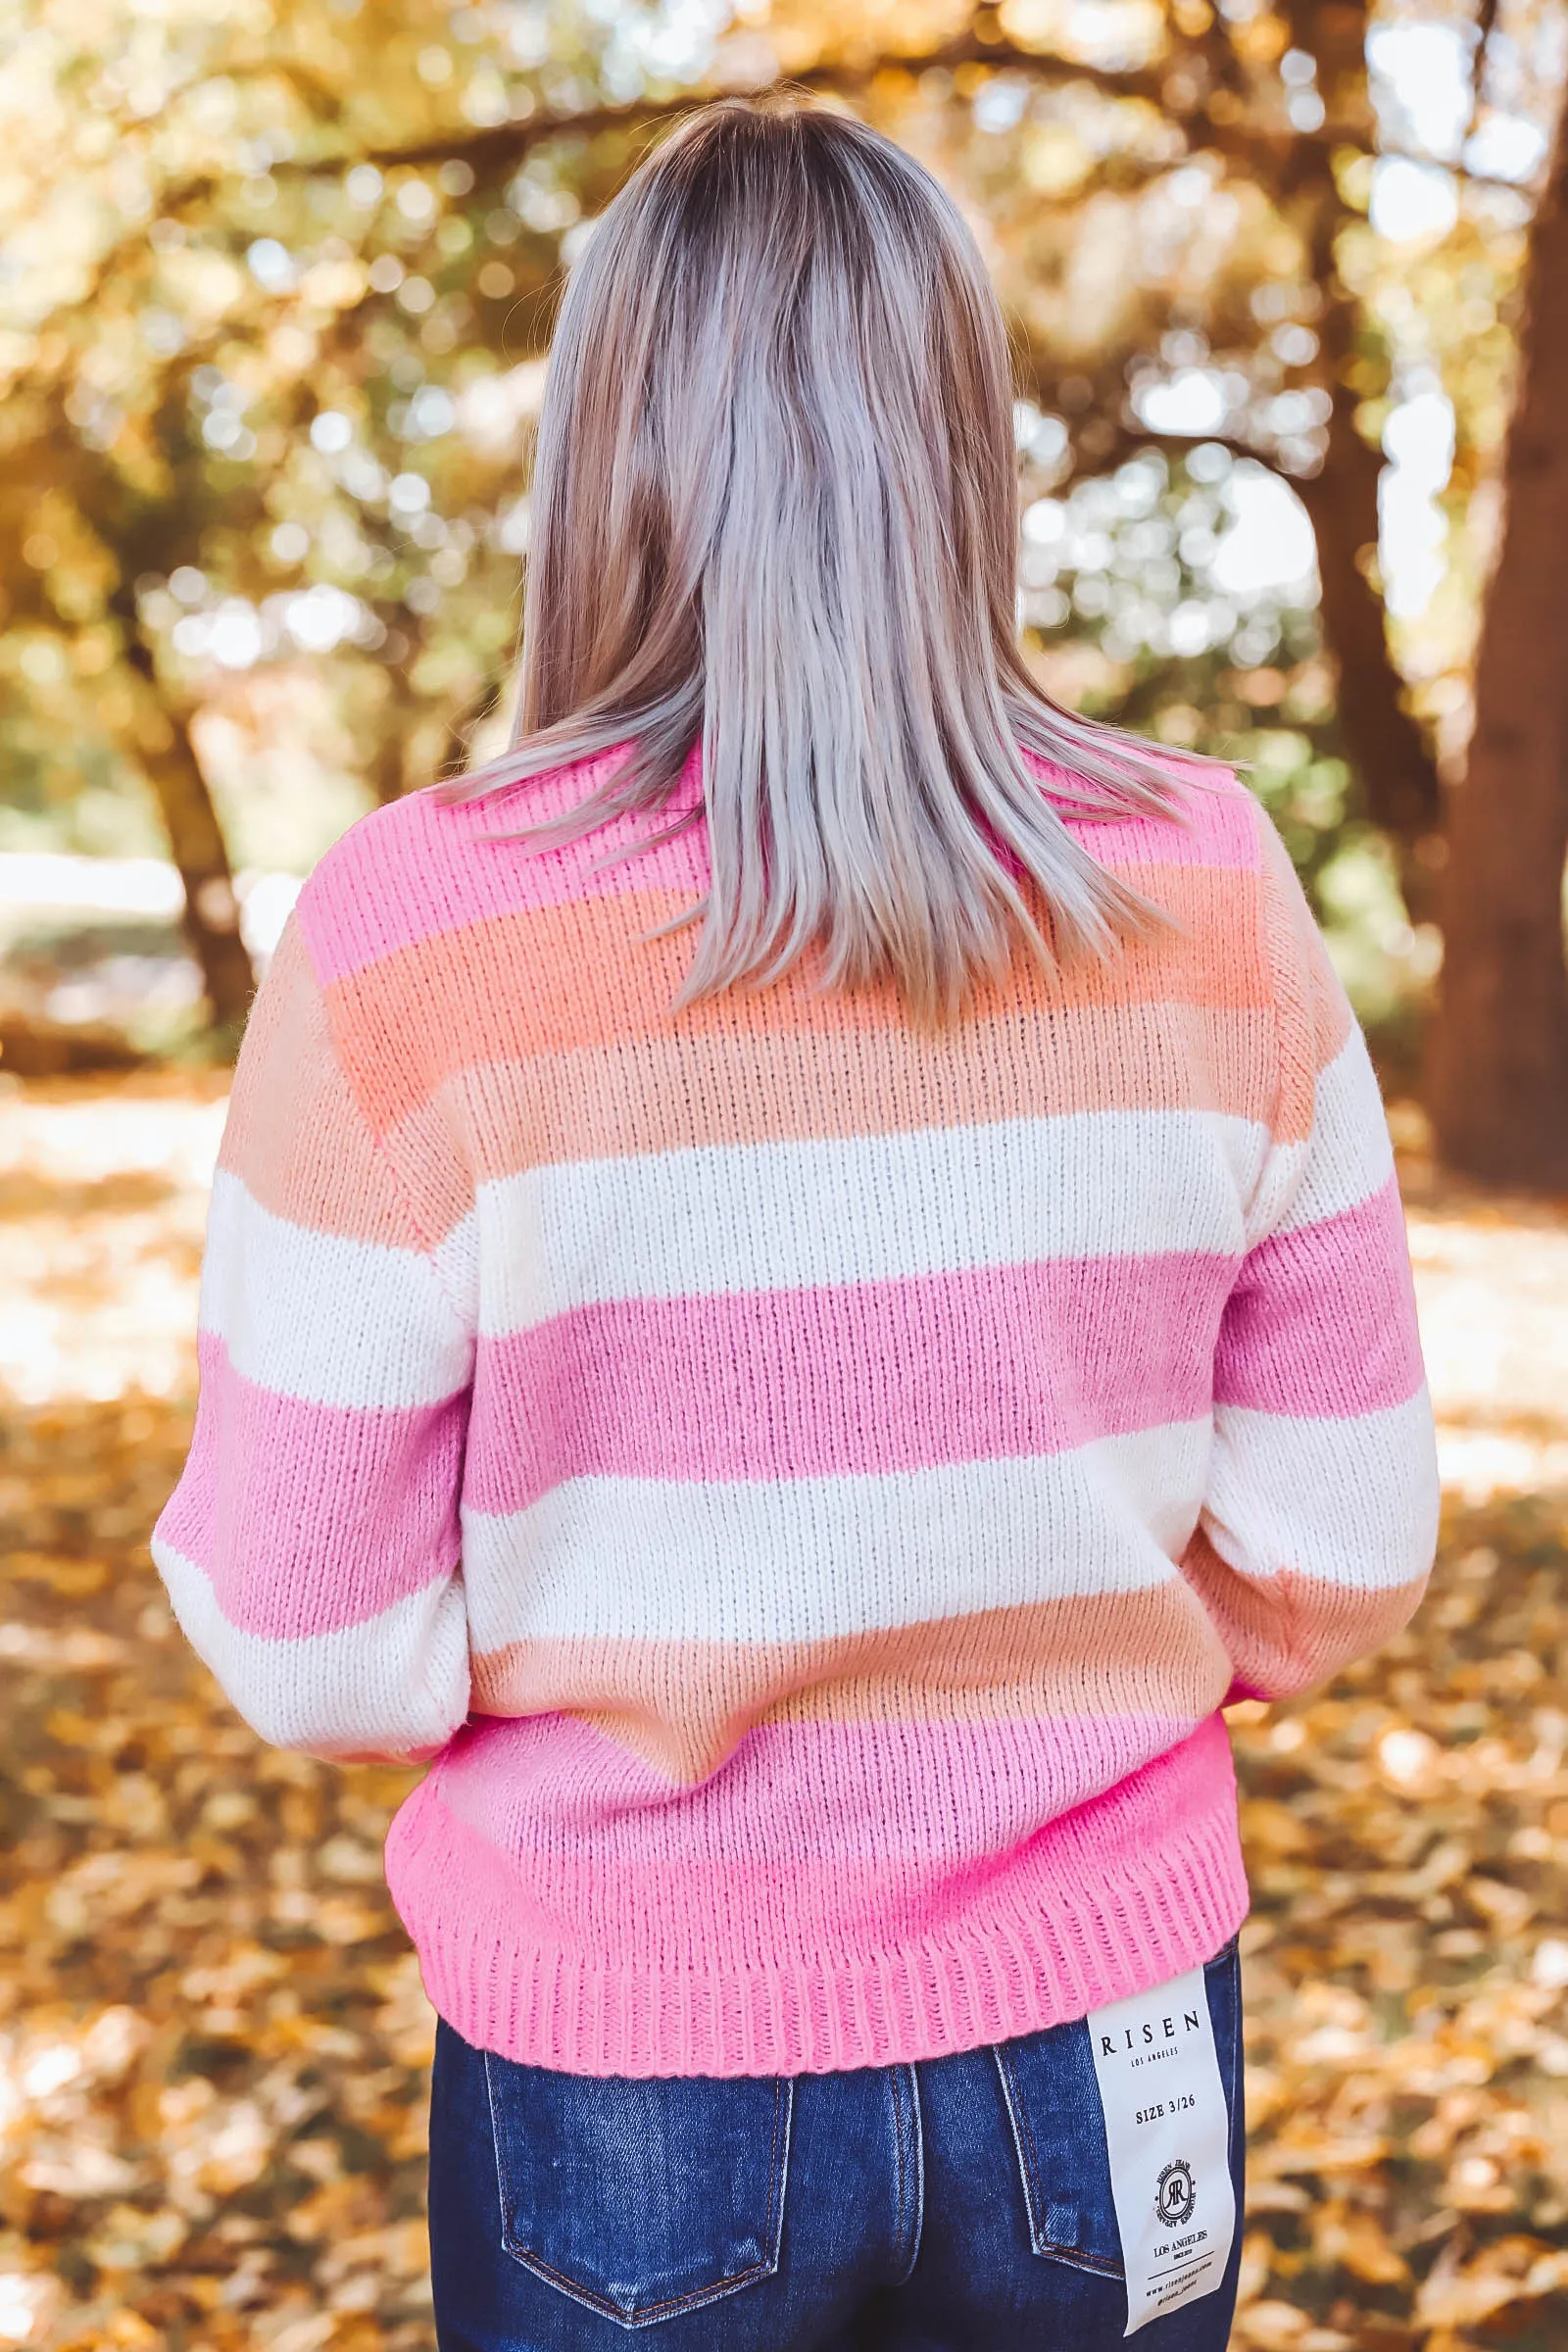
[1245, 1030, 1394, 1247]
[1204, 1390, 1439, 1593]
[470, 1109, 1269, 1335]
[201, 1170, 471, 1408]
[1278, 1028, 1396, 1233]
[460, 1422, 1211, 1649]
[153, 1534, 470, 1756]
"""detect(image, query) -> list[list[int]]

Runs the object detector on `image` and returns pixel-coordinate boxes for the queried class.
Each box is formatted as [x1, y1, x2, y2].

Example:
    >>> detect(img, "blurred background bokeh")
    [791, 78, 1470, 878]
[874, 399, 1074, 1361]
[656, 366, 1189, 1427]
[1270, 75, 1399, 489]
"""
[6, 4, 1568, 2349]
[6, 0, 1568, 1177]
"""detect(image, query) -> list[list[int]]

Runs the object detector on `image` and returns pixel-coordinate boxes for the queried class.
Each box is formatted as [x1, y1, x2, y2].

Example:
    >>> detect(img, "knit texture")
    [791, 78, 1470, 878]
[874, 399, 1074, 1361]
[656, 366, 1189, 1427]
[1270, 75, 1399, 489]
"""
[154, 750, 1439, 2077]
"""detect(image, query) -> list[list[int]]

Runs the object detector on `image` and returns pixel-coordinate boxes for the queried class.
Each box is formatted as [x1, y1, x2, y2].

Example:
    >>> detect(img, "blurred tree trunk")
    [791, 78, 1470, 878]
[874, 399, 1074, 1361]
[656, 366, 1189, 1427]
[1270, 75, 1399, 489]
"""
[1430, 116, 1568, 1189]
[1295, 276, 1444, 901]
[1285, 0, 1443, 912]
[369, 663, 416, 807]
[112, 612, 255, 1032]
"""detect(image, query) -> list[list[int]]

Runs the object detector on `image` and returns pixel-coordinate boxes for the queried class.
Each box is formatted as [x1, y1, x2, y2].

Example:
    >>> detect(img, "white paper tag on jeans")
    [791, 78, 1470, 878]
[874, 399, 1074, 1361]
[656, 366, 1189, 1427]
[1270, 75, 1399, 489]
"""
[1087, 1966, 1236, 2335]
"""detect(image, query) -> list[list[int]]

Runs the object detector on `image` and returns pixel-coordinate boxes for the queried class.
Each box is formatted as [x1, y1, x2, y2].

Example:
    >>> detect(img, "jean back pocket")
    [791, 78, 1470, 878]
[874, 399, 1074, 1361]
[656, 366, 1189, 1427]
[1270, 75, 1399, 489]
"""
[993, 1939, 1242, 2278]
[483, 2054, 793, 2328]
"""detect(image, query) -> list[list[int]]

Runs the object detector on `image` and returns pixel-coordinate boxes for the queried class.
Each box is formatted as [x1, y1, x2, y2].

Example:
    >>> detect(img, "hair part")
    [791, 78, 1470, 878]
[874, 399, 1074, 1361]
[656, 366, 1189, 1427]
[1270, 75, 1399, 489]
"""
[443, 96, 1219, 1018]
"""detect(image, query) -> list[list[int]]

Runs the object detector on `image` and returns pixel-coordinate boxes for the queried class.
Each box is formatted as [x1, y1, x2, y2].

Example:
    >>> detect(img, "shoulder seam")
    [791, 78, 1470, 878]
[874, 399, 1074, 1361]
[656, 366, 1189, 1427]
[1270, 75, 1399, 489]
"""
[1249, 795, 1292, 1244]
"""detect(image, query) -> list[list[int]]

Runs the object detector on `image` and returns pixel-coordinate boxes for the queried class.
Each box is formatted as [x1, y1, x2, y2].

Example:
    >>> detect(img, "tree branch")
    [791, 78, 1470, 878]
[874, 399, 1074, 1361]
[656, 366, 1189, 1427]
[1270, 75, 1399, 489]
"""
[285, 32, 1537, 198]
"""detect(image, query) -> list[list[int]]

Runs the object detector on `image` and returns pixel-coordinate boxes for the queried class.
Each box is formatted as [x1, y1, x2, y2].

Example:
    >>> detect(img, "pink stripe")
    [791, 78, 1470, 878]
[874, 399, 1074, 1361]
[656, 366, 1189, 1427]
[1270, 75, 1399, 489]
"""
[154, 1335, 466, 1637]
[384, 1716, 1247, 2072]
[433, 1710, 1204, 1869]
[1214, 1176, 1424, 1418]
[299, 749, 710, 985]
[463, 1253, 1234, 1509]
[1038, 757, 1259, 869]
[300, 751, 1254, 987]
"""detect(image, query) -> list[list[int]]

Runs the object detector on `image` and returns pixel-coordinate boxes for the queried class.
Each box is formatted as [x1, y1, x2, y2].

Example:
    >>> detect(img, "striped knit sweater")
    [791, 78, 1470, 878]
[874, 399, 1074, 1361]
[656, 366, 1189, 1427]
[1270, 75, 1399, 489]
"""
[154, 750, 1439, 2079]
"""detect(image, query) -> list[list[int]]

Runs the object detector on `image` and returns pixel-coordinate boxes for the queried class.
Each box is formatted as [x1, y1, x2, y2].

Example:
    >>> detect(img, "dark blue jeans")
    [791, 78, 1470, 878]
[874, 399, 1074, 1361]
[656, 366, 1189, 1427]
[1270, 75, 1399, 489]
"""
[428, 1939, 1244, 2349]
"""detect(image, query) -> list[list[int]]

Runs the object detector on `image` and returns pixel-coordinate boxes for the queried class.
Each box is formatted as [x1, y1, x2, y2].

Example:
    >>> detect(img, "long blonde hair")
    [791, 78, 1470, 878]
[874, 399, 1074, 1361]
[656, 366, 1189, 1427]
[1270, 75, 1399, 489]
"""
[446, 97, 1199, 1017]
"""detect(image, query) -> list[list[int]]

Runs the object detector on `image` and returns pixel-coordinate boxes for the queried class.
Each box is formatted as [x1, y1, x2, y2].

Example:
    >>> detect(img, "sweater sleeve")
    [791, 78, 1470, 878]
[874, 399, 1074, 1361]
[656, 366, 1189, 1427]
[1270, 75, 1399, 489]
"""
[152, 912, 473, 1760]
[1181, 811, 1439, 1700]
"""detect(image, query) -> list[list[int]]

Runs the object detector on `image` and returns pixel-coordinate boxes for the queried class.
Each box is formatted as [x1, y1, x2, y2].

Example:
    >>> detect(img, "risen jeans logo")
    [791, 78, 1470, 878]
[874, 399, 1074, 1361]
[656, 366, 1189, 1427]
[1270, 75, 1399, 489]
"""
[1155, 2158, 1197, 2228]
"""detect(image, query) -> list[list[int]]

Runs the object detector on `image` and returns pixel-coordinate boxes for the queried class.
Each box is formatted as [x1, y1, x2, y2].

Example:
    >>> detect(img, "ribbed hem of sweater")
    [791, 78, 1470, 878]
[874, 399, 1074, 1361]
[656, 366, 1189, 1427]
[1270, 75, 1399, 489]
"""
[383, 1722, 1250, 2079]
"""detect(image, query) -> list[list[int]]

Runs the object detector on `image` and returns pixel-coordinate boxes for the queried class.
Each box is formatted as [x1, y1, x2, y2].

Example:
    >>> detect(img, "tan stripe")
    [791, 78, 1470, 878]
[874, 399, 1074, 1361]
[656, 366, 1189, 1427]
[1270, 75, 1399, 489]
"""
[418, 1000, 1276, 1188]
[1256, 823, 1355, 1144]
[1181, 1532, 1427, 1697]
[324, 862, 1271, 1139]
[251, 1000, 1279, 1234]
[220, 921, 416, 1245]
[469, 1585, 1235, 1784]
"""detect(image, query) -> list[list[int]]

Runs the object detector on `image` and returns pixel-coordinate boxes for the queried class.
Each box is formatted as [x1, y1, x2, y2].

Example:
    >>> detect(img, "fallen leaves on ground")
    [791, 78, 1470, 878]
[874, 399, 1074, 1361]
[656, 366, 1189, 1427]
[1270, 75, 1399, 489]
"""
[0, 1376, 434, 2352]
[2, 1076, 1567, 2350]
[1226, 1492, 1568, 2352]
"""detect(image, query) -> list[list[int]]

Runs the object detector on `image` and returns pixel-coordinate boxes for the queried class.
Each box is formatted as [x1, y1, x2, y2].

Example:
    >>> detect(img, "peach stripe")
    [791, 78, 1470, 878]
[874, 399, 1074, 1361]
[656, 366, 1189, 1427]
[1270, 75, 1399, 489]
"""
[1257, 820, 1354, 1141]
[322, 864, 1272, 1138]
[245, 1004, 1274, 1234]
[467, 1584, 1235, 1783]
[1183, 1535, 1429, 1702]
[442, 1001, 1276, 1187]
[218, 922, 416, 1246]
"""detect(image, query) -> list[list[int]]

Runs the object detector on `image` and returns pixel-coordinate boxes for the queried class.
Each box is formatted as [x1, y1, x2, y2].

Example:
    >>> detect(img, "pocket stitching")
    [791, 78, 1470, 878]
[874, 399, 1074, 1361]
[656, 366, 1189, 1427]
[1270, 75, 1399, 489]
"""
[997, 1950, 1241, 2285]
[891, 2070, 907, 2256]
[483, 2060, 793, 2328]
[992, 2043, 1124, 2278]
[1225, 1942, 1243, 2147]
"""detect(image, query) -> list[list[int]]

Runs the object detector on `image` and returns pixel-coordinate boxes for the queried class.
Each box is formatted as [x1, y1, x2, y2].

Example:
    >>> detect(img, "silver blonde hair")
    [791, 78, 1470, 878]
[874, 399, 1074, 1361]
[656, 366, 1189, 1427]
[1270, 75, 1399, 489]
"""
[445, 97, 1204, 1017]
